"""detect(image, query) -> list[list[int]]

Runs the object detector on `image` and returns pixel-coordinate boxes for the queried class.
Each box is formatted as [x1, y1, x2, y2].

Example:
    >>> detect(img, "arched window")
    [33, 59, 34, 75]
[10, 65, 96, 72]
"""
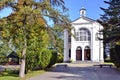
[76, 46, 82, 50]
[85, 46, 90, 49]
[76, 28, 90, 41]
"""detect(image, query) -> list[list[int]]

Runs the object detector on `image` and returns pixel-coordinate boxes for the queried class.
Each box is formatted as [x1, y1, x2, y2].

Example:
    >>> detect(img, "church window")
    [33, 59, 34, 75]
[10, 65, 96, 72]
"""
[76, 28, 90, 41]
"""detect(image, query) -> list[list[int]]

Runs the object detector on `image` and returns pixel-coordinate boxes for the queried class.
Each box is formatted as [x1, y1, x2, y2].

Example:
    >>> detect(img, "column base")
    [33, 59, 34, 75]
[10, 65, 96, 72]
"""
[63, 60, 71, 63]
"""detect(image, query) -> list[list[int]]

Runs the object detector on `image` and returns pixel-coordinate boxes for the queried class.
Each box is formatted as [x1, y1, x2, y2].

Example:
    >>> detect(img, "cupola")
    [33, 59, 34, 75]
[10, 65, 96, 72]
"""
[80, 7, 86, 17]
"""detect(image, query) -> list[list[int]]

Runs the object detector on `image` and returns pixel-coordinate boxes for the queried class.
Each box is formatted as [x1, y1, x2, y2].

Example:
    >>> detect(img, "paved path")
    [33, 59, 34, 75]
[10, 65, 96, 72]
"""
[27, 63, 120, 80]
[0, 66, 5, 72]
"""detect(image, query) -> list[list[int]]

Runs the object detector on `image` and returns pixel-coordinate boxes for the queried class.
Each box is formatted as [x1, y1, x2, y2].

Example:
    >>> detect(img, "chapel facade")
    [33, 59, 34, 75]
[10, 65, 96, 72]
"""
[64, 8, 104, 62]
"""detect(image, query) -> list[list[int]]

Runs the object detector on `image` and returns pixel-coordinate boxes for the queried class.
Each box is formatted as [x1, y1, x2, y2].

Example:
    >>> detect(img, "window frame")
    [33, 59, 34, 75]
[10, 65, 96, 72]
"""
[76, 28, 90, 41]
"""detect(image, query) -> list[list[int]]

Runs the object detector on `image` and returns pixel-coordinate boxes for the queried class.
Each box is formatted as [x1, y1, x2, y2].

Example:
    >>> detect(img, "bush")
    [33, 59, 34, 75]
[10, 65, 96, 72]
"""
[57, 53, 63, 63]
[0, 55, 7, 65]
[48, 51, 57, 67]
[26, 50, 40, 73]
[114, 45, 120, 67]
[110, 45, 120, 67]
[39, 48, 52, 69]
[26, 47, 58, 73]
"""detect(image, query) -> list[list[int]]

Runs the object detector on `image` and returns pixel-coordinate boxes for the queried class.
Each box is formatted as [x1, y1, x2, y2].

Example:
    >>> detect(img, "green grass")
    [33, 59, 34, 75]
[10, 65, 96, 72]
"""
[0, 69, 45, 80]
[0, 69, 20, 80]
[24, 70, 45, 79]
[102, 62, 114, 65]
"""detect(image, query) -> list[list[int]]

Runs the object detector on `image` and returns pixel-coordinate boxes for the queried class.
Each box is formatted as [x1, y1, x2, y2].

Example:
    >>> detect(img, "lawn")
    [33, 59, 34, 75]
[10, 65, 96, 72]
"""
[103, 62, 114, 65]
[0, 69, 45, 80]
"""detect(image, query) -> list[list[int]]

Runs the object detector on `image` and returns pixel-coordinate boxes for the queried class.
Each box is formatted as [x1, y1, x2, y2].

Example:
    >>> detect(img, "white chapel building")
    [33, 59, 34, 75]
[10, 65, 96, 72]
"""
[64, 8, 104, 62]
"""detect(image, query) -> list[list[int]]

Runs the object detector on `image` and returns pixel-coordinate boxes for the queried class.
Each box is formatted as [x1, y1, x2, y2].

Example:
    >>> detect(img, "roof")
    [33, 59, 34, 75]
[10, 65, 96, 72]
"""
[71, 16, 96, 24]
[7, 51, 19, 58]
[80, 7, 86, 11]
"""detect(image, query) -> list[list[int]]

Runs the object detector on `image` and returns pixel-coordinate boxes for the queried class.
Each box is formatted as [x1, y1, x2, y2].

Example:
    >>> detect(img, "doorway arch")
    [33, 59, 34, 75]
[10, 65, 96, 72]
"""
[84, 46, 91, 60]
[76, 46, 82, 60]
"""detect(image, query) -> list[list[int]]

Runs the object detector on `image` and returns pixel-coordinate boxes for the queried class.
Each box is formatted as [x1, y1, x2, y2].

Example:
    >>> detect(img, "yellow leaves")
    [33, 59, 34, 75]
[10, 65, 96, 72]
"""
[16, 22, 23, 27]
[0, 18, 7, 25]
[37, 17, 45, 26]
[116, 41, 120, 45]
[18, 0, 31, 5]
[14, 38, 19, 44]
[1, 31, 6, 37]
[1, 29, 10, 40]
[20, 6, 33, 15]
[40, 30, 50, 46]
[18, 0, 24, 5]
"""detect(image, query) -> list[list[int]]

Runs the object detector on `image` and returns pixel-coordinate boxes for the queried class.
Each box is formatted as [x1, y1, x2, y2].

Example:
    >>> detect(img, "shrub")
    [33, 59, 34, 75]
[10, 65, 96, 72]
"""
[114, 45, 120, 67]
[110, 48, 116, 64]
[39, 48, 52, 69]
[110, 45, 120, 68]
[48, 51, 57, 67]
[0, 55, 7, 65]
[26, 48, 58, 73]
[57, 53, 63, 63]
[26, 50, 39, 73]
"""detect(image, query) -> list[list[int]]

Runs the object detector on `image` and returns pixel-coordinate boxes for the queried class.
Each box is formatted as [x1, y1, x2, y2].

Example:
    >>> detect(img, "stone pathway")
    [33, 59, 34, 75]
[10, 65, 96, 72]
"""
[0, 66, 4, 72]
[0, 65, 20, 72]
[27, 63, 120, 80]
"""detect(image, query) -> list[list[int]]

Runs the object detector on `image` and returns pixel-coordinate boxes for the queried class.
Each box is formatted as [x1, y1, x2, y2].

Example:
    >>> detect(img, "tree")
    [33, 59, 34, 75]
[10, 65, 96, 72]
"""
[0, 40, 12, 64]
[0, 0, 71, 78]
[26, 29, 50, 72]
[100, 0, 120, 43]
[100, 0, 120, 65]
[51, 25, 64, 53]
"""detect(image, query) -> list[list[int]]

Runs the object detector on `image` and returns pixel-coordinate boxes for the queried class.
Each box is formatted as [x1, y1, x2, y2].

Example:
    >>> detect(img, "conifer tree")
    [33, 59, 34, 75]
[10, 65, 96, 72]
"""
[100, 0, 120, 66]
[100, 0, 120, 43]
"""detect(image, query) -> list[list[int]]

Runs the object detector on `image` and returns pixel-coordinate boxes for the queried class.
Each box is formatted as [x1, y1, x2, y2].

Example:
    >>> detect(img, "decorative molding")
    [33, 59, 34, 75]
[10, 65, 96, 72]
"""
[72, 22, 93, 25]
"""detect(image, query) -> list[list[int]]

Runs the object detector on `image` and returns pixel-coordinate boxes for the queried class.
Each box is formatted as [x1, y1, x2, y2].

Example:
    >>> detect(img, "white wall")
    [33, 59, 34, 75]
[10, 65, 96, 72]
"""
[70, 21, 104, 62]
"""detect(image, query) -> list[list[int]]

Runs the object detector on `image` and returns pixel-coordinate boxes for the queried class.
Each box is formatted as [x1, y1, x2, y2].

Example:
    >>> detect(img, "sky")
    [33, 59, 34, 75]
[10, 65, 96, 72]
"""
[64, 0, 108, 21]
[0, 0, 109, 21]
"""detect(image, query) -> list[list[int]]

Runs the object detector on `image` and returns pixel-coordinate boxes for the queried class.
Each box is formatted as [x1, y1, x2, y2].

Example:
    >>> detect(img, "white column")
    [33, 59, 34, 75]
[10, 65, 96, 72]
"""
[91, 27, 93, 61]
[100, 41, 104, 62]
[99, 29, 104, 62]
[71, 47, 76, 61]
[71, 28, 76, 61]
[64, 29, 69, 62]
[82, 47, 84, 61]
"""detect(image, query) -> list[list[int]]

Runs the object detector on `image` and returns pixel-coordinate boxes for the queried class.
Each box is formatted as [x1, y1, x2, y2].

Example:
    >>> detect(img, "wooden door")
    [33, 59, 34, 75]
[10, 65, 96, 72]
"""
[76, 50, 82, 60]
[84, 49, 91, 60]
[84, 50, 87, 60]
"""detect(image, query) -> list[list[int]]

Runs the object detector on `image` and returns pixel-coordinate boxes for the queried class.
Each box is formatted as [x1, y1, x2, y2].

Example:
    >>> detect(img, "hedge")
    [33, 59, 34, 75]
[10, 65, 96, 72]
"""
[110, 45, 120, 68]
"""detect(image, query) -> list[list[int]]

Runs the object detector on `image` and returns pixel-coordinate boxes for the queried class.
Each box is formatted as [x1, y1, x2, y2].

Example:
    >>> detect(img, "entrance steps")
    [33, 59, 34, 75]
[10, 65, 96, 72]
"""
[72, 61, 100, 64]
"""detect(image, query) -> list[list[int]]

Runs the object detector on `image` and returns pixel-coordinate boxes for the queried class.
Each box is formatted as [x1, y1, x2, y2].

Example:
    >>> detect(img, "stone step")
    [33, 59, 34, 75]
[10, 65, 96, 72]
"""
[72, 61, 100, 64]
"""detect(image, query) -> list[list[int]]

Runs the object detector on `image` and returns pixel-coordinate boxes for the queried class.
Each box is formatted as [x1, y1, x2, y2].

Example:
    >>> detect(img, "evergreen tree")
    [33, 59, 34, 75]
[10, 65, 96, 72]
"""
[100, 0, 120, 43]
[100, 0, 120, 66]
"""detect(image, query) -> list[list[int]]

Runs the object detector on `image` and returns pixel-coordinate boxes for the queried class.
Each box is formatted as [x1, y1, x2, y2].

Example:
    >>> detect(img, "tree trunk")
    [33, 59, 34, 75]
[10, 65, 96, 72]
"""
[19, 15, 27, 78]
[19, 47, 26, 78]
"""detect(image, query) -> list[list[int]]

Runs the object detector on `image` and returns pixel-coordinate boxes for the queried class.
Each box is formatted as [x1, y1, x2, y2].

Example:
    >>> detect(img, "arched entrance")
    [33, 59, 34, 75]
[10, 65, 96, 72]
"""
[84, 46, 91, 60]
[76, 46, 82, 60]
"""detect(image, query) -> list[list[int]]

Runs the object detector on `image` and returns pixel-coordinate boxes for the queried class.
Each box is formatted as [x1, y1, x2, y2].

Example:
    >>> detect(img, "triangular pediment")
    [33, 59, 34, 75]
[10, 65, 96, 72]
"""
[72, 17, 96, 24]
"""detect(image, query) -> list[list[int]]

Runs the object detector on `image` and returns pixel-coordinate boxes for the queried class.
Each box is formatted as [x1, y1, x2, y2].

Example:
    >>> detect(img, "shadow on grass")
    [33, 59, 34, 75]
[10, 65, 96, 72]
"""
[0, 69, 19, 77]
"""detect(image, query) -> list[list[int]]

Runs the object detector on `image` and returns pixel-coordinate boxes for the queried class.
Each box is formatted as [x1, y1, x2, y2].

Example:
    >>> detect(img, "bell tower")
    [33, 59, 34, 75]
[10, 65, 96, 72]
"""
[80, 7, 86, 17]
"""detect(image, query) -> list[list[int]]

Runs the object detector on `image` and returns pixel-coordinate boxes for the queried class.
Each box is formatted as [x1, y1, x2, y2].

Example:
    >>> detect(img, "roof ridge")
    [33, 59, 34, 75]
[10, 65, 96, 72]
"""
[71, 16, 96, 23]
